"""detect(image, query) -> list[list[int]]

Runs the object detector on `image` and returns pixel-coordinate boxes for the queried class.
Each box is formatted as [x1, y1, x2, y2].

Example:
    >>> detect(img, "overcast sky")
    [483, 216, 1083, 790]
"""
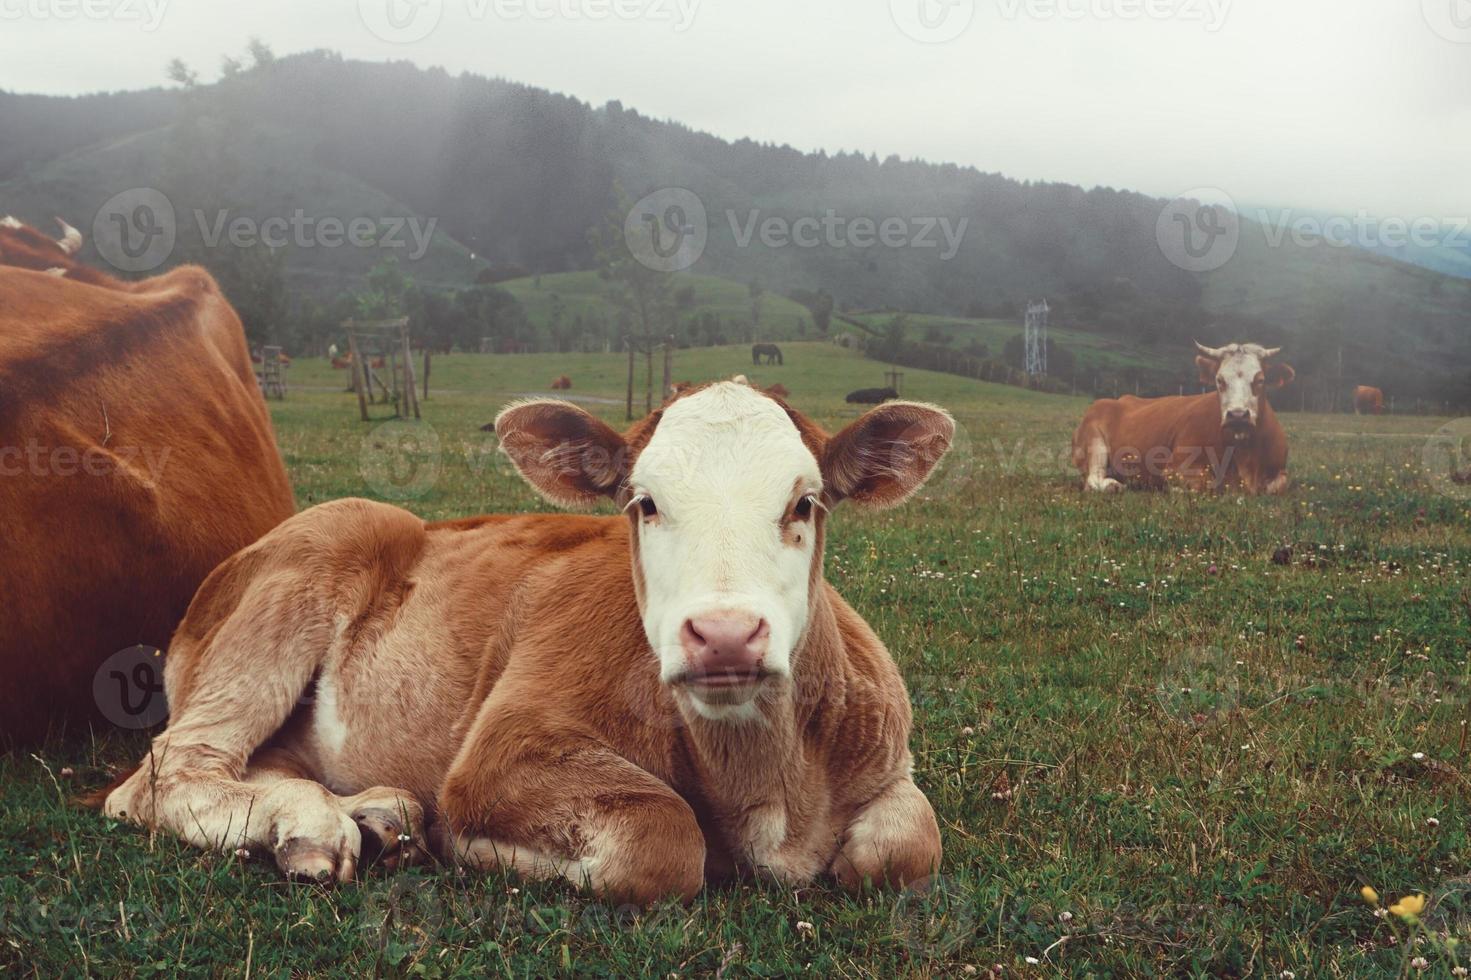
[3, 0, 1467, 217]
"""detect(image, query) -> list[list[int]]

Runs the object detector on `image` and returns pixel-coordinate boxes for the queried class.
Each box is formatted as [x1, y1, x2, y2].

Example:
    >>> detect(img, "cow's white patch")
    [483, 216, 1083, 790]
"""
[0, 216, 22, 229]
[312, 672, 350, 755]
[683, 695, 762, 723]
[44, 267, 67, 277]
[631, 382, 820, 696]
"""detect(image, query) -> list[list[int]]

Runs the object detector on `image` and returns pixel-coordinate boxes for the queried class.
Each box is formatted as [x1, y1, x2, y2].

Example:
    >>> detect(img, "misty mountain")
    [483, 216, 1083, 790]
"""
[2, 51, 1468, 403]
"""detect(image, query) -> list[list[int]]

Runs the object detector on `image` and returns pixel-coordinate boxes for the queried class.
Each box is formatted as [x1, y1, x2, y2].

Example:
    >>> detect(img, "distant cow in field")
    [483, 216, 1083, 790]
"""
[752, 343, 783, 366]
[99, 382, 954, 902]
[550, 375, 572, 390]
[846, 386, 899, 405]
[0, 216, 295, 743]
[1354, 385, 1384, 415]
[331, 356, 353, 370]
[766, 382, 790, 399]
[1071, 342, 1294, 494]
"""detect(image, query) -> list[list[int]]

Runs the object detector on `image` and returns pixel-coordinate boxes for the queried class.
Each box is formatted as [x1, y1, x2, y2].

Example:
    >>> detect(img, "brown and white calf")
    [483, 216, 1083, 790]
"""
[1071, 342, 1294, 494]
[100, 382, 953, 903]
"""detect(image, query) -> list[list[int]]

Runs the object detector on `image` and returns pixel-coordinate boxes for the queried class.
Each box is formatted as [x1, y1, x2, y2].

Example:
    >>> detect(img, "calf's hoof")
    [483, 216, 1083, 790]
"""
[350, 794, 430, 870]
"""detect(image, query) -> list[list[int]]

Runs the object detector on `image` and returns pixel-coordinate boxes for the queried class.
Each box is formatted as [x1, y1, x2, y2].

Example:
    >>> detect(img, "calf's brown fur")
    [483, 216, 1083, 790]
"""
[101, 384, 952, 902]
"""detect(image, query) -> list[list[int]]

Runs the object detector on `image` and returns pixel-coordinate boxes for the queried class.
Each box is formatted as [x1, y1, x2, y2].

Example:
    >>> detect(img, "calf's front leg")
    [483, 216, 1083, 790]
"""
[829, 777, 942, 890]
[438, 710, 706, 905]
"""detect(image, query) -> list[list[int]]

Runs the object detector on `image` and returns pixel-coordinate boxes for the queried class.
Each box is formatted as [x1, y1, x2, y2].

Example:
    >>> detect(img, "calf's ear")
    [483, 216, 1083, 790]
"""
[1265, 362, 1295, 388]
[492, 400, 628, 507]
[1196, 356, 1220, 386]
[822, 402, 954, 509]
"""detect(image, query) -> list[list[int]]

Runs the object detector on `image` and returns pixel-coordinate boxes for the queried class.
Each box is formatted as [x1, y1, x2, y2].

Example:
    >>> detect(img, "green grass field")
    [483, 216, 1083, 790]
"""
[4, 342, 1470, 977]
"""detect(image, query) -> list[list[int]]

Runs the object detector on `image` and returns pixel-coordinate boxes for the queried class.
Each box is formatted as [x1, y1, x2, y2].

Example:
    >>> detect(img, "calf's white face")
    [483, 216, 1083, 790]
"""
[1196, 342, 1294, 441]
[494, 382, 955, 721]
[628, 384, 820, 700]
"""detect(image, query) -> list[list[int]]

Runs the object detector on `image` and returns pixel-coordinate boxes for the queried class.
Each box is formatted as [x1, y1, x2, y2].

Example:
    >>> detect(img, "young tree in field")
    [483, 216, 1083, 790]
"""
[590, 186, 676, 416]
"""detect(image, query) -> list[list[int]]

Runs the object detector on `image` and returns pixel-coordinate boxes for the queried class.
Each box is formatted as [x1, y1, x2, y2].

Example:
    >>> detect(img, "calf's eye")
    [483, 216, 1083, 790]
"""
[638, 496, 658, 519]
[794, 495, 816, 521]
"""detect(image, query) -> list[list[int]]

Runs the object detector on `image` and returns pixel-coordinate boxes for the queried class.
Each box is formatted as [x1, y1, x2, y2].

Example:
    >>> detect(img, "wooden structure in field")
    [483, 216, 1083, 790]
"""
[259, 345, 287, 400]
[342, 318, 421, 422]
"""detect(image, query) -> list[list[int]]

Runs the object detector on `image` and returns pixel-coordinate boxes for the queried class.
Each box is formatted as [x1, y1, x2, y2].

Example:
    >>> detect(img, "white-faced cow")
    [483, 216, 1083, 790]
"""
[1072, 342, 1294, 494]
[0, 216, 295, 743]
[98, 382, 954, 903]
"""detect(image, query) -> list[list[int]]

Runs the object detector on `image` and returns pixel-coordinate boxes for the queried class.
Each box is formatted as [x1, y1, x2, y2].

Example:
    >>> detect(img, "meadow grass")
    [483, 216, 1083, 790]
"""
[3, 342, 1469, 977]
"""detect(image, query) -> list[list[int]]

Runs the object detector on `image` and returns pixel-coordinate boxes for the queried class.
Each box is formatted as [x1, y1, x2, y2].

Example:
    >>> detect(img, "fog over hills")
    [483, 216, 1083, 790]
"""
[2, 51, 1468, 403]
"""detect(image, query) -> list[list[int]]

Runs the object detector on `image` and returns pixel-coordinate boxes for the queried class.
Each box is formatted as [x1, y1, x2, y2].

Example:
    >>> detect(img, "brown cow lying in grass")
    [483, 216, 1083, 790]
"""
[100, 381, 954, 903]
[0, 216, 294, 743]
[1072, 341, 1294, 494]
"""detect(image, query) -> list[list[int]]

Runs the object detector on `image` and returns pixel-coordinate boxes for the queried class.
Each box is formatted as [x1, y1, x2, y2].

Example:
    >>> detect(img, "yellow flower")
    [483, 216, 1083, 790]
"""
[1388, 894, 1427, 920]
[1361, 886, 1380, 905]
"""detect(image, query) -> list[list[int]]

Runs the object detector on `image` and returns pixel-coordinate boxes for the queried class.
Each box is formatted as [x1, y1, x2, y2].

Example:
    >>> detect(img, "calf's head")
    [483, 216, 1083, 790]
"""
[1195, 342, 1294, 441]
[495, 382, 953, 717]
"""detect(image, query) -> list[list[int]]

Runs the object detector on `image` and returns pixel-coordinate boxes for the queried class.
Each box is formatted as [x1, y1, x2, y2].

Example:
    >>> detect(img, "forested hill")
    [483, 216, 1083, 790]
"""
[2, 50, 1469, 403]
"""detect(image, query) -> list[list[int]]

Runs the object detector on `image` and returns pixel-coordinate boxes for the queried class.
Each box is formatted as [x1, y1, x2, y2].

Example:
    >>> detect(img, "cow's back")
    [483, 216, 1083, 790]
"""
[0, 267, 294, 742]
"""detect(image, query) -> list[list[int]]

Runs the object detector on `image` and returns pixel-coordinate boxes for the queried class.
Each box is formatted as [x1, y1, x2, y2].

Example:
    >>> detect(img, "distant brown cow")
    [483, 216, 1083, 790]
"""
[766, 383, 791, 399]
[1072, 342, 1294, 494]
[550, 375, 572, 390]
[1354, 385, 1384, 415]
[0, 216, 295, 742]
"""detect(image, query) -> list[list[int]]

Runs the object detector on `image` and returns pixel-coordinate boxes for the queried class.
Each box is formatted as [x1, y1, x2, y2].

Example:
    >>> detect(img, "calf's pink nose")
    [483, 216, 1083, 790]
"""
[680, 613, 770, 674]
